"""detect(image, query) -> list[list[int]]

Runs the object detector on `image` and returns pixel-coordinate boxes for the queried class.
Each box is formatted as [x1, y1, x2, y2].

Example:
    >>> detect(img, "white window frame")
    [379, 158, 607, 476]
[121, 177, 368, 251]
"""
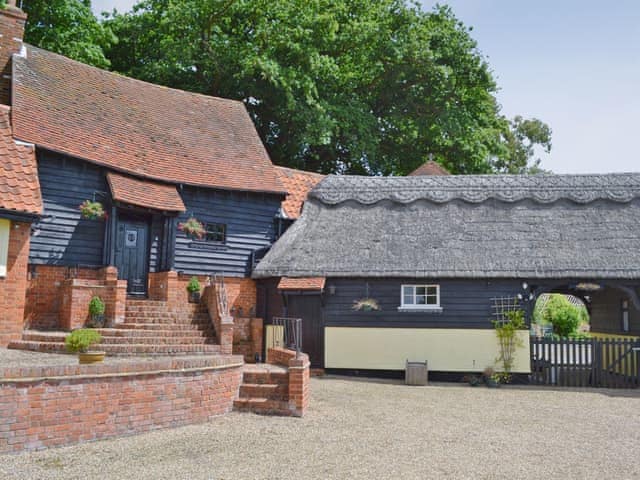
[0, 219, 9, 278]
[398, 284, 442, 312]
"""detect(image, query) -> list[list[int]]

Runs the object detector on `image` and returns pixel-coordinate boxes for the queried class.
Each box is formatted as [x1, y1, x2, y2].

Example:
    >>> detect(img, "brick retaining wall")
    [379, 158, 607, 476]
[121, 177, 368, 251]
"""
[266, 347, 310, 416]
[0, 355, 243, 454]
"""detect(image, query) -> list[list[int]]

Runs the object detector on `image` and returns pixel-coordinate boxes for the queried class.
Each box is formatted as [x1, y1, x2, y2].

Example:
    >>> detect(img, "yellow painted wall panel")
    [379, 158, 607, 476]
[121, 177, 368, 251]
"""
[325, 327, 530, 373]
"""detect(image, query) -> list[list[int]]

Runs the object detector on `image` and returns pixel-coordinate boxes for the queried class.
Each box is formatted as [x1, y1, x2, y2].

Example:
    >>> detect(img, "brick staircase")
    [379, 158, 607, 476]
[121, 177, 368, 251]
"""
[234, 364, 293, 416]
[8, 298, 221, 356]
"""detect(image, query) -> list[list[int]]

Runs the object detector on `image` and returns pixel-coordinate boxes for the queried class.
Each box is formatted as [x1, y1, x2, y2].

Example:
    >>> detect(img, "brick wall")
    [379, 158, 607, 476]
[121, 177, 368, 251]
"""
[25, 266, 124, 331]
[59, 268, 127, 330]
[0, 3, 26, 106]
[0, 221, 29, 346]
[266, 347, 310, 417]
[232, 317, 263, 362]
[25, 265, 101, 330]
[0, 355, 243, 454]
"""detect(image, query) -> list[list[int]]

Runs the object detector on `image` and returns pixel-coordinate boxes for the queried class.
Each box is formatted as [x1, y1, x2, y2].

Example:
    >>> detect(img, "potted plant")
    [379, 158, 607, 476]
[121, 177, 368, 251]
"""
[88, 296, 105, 328]
[352, 298, 380, 312]
[483, 367, 500, 388]
[463, 375, 482, 387]
[186, 276, 201, 303]
[65, 329, 104, 364]
[178, 217, 205, 239]
[79, 200, 106, 220]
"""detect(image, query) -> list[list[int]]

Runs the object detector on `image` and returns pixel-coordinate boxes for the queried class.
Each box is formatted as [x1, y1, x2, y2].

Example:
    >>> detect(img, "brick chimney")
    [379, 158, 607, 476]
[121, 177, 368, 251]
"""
[0, 0, 26, 106]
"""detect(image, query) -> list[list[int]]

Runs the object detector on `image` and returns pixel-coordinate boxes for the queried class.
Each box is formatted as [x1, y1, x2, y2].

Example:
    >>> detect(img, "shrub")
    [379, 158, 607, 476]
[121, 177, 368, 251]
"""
[186, 276, 201, 293]
[88, 296, 105, 316]
[542, 295, 582, 337]
[65, 329, 102, 353]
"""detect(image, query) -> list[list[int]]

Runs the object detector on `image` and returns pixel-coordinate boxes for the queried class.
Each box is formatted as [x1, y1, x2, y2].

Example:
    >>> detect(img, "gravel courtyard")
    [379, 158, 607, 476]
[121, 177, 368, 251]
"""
[1, 376, 639, 480]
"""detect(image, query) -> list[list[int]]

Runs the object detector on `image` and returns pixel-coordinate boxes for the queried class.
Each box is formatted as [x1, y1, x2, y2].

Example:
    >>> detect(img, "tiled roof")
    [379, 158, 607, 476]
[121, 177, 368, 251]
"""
[107, 173, 185, 212]
[275, 166, 325, 219]
[277, 277, 326, 291]
[408, 160, 450, 176]
[0, 105, 41, 216]
[12, 46, 285, 195]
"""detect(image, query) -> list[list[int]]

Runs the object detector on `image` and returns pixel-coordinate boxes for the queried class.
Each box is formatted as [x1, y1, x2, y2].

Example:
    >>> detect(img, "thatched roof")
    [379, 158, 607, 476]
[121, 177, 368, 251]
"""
[253, 173, 640, 279]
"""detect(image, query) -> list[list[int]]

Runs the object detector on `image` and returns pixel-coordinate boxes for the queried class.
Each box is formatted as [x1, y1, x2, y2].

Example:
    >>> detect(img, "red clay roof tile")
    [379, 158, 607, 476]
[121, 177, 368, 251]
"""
[277, 277, 326, 291]
[408, 160, 450, 176]
[0, 105, 41, 215]
[107, 173, 185, 212]
[12, 46, 285, 195]
[275, 166, 325, 219]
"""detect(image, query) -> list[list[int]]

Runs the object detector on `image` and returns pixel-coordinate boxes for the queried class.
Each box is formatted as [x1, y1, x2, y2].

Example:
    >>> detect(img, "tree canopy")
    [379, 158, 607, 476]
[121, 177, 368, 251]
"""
[19, 0, 552, 175]
[22, 0, 116, 69]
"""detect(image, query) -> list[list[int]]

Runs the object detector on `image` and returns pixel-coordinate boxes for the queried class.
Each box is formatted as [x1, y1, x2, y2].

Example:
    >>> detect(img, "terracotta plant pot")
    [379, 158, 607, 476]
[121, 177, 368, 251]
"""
[78, 351, 106, 365]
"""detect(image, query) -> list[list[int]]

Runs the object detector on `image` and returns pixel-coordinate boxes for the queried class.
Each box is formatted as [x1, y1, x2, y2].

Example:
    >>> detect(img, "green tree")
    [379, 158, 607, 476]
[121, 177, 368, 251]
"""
[104, 1, 550, 174]
[541, 295, 585, 337]
[22, 0, 116, 69]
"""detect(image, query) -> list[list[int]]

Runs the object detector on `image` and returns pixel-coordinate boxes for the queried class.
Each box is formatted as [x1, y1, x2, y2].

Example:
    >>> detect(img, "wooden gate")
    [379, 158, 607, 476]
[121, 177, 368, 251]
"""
[531, 337, 640, 388]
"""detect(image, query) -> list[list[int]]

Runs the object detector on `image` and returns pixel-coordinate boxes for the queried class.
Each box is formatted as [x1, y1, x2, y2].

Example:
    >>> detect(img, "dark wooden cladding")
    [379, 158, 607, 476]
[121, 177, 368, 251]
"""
[174, 187, 281, 276]
[323, 278, 522, 329]
[30, 151, 106, 266]
[30, 150, 283, 277]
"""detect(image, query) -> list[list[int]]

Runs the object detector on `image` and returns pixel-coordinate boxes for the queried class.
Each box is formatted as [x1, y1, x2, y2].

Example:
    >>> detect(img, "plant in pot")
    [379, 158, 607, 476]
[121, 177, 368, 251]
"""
[186, 276, 201, 303]
[352, 298, 380, 312]
[65, 329, 104, 364]
[483, 367, 500, 388]
[88, 296, 105, 328]
[178, 217, 205, 239]
[79, 200, 106, 220]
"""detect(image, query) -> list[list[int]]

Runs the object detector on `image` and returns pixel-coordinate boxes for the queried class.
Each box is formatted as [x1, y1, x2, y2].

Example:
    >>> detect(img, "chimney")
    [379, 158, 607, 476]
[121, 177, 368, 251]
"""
[0, 0, 26, 106]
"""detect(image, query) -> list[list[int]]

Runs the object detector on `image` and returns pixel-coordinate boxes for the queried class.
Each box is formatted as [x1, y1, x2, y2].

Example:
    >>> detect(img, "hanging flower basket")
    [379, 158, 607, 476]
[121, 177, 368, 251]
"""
[352, 298, 380, 312]
[178, 217, 205, 239]
[79, 200, 106, 220]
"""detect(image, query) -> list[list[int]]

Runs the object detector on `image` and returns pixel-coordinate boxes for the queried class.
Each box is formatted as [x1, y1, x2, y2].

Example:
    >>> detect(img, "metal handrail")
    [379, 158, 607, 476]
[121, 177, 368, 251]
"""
[271, 317, 302, 356]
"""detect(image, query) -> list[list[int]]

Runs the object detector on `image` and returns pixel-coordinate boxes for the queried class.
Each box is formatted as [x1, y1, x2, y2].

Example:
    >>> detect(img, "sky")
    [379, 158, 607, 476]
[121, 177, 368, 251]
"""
[91, 0, 640, 174]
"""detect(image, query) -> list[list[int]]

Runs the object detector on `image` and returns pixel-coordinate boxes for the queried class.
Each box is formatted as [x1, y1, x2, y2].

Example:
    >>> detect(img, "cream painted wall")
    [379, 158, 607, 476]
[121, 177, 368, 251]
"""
[325, 327, 531, 373]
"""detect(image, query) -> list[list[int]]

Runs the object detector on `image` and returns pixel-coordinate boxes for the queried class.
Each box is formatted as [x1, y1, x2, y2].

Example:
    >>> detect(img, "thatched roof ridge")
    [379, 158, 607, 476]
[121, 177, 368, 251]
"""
[310, 173, 640, 206]
[254, 173, 640, 279]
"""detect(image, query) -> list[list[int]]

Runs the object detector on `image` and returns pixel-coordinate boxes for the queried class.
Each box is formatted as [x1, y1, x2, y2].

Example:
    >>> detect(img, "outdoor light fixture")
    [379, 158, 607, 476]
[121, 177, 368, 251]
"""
[522, 281, 528, 291]
[328, 285, 336, 295]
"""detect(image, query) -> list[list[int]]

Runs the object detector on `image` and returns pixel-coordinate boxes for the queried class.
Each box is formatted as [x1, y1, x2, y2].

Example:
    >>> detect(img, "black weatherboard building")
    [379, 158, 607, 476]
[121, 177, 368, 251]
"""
[254, 174, 640, 371]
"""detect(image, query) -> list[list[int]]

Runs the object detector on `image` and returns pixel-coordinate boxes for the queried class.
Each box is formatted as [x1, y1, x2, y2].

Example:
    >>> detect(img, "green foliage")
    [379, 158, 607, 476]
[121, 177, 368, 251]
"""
[492, 309, 526, 381]
[65, 328, 101, 353]
[23, 0, 117, 69]
[104, 1, 551, 175]
[541, 295, 584, 337]
[88, 296, 105, 315]
[186, 276, 201, 293]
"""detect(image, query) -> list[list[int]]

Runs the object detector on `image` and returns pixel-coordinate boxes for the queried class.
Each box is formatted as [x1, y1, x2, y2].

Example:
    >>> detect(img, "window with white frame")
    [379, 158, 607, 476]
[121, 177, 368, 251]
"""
[0, 219, 9, 278]
[399, 284, 441, 310]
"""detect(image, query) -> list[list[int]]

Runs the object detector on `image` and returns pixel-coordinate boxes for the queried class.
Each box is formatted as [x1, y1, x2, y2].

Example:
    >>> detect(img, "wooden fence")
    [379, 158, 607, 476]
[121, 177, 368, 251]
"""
[530, 337, 640, 388]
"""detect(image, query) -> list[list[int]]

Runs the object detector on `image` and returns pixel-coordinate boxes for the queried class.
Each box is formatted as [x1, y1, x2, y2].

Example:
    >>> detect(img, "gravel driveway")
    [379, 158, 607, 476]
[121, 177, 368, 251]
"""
[1, 376, 639, 480]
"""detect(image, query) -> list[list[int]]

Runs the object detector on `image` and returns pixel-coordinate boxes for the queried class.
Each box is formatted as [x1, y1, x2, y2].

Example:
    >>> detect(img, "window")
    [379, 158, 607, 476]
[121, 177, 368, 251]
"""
[399, 284, 441, 311]
[0, 219, 9, 278]
[205, 223, 226, 243]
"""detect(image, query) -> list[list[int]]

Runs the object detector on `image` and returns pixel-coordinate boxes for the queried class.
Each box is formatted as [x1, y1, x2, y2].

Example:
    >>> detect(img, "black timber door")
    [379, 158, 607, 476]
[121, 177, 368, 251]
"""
[115, 217, 150, 296]
[287, 295, 324, 368]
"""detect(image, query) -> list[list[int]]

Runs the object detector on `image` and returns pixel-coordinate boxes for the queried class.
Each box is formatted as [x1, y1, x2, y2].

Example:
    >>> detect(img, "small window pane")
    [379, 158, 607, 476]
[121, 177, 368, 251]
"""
[426, 295, 437, 305]
[415, 286, 426, 296]
[205, 223, 226, 243]
[426, 286, 437, 296]
[403, 294, 413, 305]
[403, 286, 413, 297]
[415, 295, 426, 305]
